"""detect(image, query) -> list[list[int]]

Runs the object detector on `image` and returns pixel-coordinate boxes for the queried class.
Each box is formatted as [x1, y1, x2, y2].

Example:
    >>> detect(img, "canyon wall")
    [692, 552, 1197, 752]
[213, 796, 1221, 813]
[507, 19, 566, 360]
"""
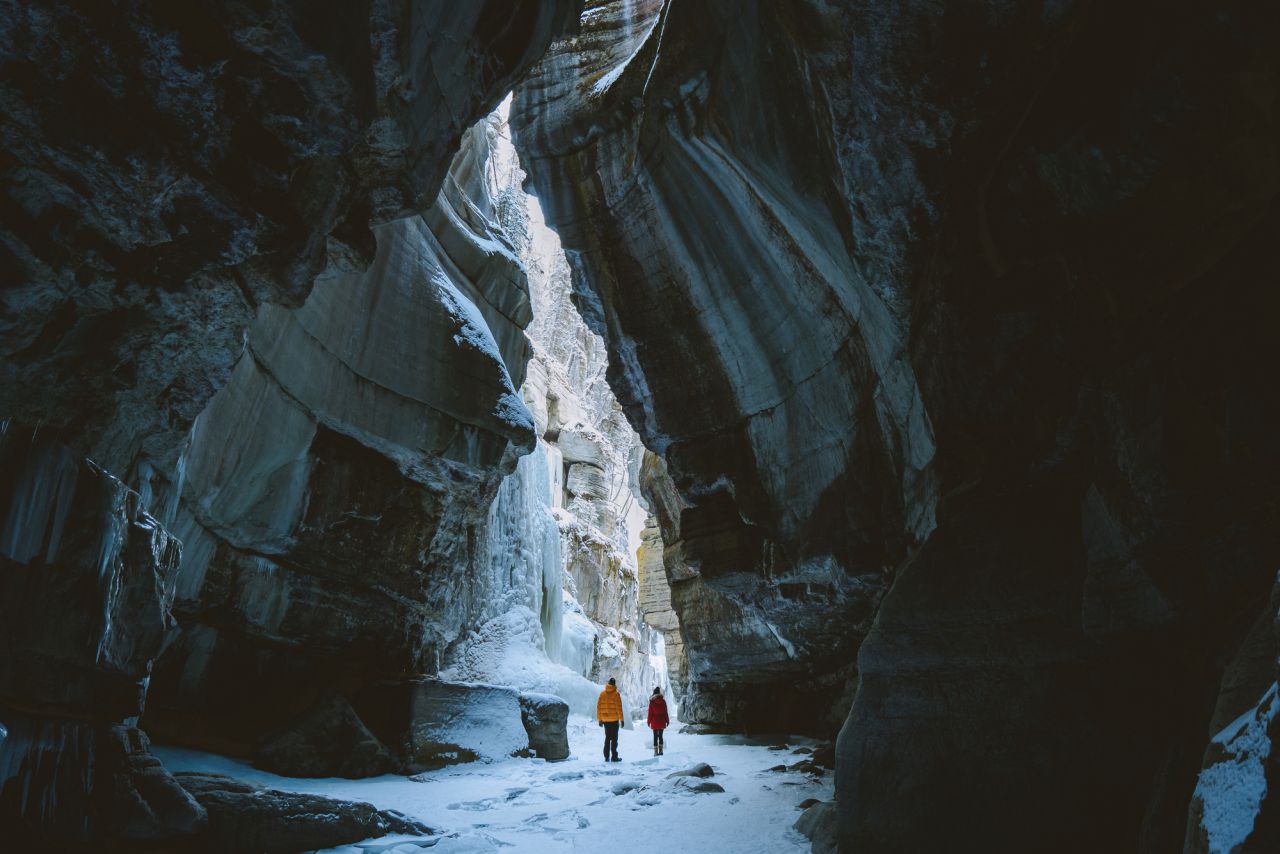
[513, 0, 1280, 850]
[2, 0, 1278, 850]
[440, 104, 667, 721]
[142, 115, 540, 752]
[1, 0, 577, 483]
[513, 0, 914, 736]
[0, 2, 581, 842]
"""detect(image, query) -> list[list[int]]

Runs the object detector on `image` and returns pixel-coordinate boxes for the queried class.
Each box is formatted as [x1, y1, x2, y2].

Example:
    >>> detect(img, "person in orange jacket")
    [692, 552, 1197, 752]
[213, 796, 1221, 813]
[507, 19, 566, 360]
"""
[596, 677, 624, 762]
[647, 687, 669, 756]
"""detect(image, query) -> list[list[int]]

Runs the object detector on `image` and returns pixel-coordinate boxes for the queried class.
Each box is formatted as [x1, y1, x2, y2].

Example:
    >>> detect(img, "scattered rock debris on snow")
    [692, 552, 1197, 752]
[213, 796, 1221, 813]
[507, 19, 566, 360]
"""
[156, 721, 830, 852]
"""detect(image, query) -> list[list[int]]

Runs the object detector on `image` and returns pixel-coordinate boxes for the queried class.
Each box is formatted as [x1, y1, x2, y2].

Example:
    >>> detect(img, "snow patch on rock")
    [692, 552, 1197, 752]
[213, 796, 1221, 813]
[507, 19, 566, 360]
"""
[1194, 682, 1279, 854]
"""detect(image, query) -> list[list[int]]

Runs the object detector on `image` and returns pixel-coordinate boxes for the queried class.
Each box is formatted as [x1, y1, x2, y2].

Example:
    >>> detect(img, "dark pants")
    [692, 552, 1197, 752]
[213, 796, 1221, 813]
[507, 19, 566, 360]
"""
[652, 728, 664, 750]
[602, 721, 620, 760]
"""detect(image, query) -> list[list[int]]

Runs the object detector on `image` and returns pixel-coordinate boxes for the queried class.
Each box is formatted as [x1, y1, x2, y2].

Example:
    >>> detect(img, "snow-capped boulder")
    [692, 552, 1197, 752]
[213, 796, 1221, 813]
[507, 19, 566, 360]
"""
[355, 678, 556, 771]
[558, 429, 606, 467]
[667, 762, 715, 779]
[519, 692, 571, 760]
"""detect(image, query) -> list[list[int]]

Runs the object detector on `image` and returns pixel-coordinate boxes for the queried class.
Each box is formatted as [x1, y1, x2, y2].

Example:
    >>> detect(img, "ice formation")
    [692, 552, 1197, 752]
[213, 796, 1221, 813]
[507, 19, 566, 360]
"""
[440, 99, 670, 723]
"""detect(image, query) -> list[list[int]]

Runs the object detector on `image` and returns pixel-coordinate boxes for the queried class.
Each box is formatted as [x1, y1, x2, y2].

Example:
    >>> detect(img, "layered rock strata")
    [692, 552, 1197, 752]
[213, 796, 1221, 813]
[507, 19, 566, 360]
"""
[513, 0, 916, 735]
[0, 4, 580, 844]
[1, 0, 580, 486]
[514, 0, 1280, 849]
[143, 114, 542, 752]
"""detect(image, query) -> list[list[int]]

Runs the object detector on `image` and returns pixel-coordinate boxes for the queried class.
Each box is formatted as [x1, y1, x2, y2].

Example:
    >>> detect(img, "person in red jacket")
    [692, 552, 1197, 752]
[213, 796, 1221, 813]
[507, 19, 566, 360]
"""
[647, 687, 670, 756]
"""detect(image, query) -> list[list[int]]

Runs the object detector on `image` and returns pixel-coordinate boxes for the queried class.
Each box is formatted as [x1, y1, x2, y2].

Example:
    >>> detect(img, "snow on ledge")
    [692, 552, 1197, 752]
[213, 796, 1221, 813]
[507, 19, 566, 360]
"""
[1195, 681, 1279, 854]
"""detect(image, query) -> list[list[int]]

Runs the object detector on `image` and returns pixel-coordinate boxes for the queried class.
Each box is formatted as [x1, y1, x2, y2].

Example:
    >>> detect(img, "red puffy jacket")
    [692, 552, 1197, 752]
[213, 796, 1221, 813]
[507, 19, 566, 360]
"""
[647, 695, 669, 729]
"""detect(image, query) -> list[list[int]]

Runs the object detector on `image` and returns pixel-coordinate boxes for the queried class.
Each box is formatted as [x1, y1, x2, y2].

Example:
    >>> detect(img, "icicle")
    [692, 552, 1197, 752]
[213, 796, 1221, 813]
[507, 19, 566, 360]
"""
[0, 433, 81, 565]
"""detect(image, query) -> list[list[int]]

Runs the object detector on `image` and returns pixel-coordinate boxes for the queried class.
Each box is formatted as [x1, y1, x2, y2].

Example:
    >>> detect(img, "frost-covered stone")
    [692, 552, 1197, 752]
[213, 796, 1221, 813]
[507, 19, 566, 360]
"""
[567, 463, 609, 502]
[667, 763, 714, 779]
[1186, 683, 1280, 854]
[353, 678, 536, 771]
[519, 692, 571, 761]
[558, 429, 607, 467]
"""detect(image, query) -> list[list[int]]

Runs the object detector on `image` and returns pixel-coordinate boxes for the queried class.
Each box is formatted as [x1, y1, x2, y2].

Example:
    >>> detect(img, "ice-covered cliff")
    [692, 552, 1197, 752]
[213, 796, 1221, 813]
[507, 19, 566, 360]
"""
[440, 101, 668, 723]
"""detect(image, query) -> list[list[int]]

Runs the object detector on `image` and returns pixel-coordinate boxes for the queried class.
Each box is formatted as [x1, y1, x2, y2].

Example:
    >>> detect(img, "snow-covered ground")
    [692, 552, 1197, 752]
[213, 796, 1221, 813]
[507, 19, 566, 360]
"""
[155, 720, 829, 853]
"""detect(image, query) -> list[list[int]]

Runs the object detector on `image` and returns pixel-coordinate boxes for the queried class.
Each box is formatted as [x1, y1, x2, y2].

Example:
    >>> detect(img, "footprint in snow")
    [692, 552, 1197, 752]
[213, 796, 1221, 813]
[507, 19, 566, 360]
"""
[447, 798, 496, 812]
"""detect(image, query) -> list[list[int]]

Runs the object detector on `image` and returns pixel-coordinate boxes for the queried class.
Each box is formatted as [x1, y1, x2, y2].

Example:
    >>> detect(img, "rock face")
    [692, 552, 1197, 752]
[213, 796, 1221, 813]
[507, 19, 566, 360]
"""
[638, 503, 687, 699]
[513, 0, 920, 736]
[513, 0, 1280, 850]
[517, 156, 670, 714]
[253, 695, 394, 779]
[0, 424, 202, 841]
[176, 772, 429, 853]
[436, 101, 668, 720]
[1, 4, 580, 844]
[1, 0, 580, 484]
[142, 115, 542, 753]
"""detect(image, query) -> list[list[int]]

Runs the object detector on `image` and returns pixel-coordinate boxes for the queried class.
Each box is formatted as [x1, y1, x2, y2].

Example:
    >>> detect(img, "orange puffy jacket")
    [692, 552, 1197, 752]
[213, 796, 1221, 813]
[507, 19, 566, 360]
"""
[597, 684, 624, 723]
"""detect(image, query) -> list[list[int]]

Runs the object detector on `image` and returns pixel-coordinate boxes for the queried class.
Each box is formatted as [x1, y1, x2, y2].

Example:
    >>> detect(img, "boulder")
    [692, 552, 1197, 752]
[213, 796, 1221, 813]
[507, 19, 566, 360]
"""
[663, 777, 724, 794]
[810, 742, 836, 770]
[519, 692, 570, 761]
[97, 725, 209, 841]
[0, 719, 206, 843]
[176, 772, 429, 854]
[795, 801, 838, 854]
[253, 695, 394, 779]
[557, 429, 606, 466]
[354, 679, 531, 771]
[667, 762, 715, 779]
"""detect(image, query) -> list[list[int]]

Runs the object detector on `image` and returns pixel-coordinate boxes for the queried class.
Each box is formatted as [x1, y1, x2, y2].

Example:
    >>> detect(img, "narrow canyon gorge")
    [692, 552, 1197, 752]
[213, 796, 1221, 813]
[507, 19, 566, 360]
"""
[1, 1, 1278, 852]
